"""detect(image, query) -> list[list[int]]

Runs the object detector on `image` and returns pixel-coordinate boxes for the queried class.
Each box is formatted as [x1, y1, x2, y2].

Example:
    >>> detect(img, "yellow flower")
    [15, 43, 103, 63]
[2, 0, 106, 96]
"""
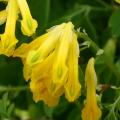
[16, 0, 38, 36]
[14, 23, 65, 80]
[0, 10, 7, 25]
[0, 0, 18, 56]
[115, 0, 120, 4]
[14, 22, 81, 106]
[82, 58, 101, 120]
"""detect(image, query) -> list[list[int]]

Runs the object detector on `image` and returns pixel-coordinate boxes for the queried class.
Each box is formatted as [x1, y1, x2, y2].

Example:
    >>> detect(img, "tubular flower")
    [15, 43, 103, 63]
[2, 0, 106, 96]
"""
[0, 0, 18, 56]
[16, 0, 38, 36]
[82, 58, 101, 120]
[14, 22, 81, 106]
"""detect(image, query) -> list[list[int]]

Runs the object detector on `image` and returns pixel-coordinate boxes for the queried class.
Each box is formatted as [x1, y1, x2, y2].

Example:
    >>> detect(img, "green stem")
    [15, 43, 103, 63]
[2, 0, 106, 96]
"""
[80, 46, 89, 51]
[77, 32, 100, 52]
[77, 32, 120, 82]
[0, 86, 28, 92]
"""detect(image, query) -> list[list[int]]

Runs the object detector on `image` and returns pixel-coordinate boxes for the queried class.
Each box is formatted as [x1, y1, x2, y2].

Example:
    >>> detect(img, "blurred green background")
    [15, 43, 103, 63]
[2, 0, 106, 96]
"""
[0, 0, 120, 120]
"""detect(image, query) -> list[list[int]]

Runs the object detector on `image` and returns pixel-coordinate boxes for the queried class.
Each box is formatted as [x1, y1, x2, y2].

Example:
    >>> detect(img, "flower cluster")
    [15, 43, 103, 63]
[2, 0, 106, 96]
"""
[14, 22, 81, 106]
[0, 0, 37, 56]
[0, 1, 101, 119]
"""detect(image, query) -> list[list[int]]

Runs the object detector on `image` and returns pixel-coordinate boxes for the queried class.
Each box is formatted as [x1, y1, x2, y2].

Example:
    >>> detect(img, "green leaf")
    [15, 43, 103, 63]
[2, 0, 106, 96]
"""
[0, 93, 14, 118]
[103, 38, 116, 63]
[109, 8, 120, 37]
[2, 92, 8, 112]
[7, 103, 14, 117]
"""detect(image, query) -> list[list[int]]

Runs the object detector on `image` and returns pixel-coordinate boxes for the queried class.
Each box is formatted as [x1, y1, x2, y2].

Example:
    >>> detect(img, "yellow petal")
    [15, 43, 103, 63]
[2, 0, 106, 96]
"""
[13, 33, 49, 58]
[23, 62, 32, 81]
[82, 58, 101, 120]
[26, 23, 66, 66]
[17, 0, 38, 36]
[64, 33, 81, 102]
[31, 51, 64, 97]
[23, 47, 54, 81]
[0, 0, 18, 56]
[31, 52, 55, 81]
[14, 23, 65, 81]
[32, 51, 64, 97]
[30, 78, 59, 107]
[47, 79, 64, 97]
[0, 10, 7, 25]
[52, 22, 74, 84]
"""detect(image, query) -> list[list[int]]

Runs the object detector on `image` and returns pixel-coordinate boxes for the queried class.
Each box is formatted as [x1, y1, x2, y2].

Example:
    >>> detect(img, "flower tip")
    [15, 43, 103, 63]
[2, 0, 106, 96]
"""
[65, 84, 81, 102]
[67, 21, 74, 29]
[21, 18, 38, 36]
[87, 57, 95, 66]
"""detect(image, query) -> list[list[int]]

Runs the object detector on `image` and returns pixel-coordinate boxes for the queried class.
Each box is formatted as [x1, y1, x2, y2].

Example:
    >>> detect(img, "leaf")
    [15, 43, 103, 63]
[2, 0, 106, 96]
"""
[0, 93, 14, 118]
[7, 103, 15, 117]
[109, 8, 120, 37]
[2, 92, 8, 112]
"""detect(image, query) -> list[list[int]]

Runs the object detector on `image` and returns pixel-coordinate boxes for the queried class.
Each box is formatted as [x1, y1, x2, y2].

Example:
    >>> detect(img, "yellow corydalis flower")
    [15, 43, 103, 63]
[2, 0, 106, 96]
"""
[17, 0, 38, 36]
[82, 58, 101, 120]
[0, 0, 18, 56]
[14, 22, 81, 106]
